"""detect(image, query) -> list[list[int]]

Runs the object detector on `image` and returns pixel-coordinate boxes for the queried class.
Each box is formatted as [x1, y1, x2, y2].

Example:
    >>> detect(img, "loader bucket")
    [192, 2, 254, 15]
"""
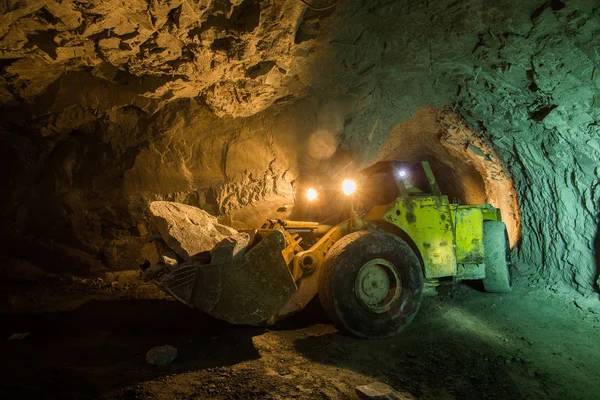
[157, 229, 297, 325]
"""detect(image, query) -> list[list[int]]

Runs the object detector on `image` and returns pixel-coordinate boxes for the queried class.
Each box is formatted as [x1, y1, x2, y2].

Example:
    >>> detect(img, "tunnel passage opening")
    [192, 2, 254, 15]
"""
[292, 107, 521, 248]
[372, 107, 521, 247]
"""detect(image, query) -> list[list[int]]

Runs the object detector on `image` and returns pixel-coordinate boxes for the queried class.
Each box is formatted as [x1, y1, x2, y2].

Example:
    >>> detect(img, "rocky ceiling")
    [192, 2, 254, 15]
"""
[0, 0, 598, 296]
[0, 0, 307, 116]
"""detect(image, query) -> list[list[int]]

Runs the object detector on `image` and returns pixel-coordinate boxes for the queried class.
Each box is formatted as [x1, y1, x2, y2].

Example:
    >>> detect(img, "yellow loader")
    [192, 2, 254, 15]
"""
[155, 161, 512, 338]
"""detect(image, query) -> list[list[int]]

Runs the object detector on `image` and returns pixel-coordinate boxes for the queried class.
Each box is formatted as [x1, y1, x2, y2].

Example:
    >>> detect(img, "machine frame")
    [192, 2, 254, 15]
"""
[268, 161, 503, 321]
[156, 161, 510, 334]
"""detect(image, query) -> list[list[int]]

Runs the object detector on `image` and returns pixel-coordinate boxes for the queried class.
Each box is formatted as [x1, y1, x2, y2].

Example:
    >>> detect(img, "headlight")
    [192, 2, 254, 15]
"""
[397, 169, 407, 178]
[306, 188, 318, 201]
[342, 179, 357, 196]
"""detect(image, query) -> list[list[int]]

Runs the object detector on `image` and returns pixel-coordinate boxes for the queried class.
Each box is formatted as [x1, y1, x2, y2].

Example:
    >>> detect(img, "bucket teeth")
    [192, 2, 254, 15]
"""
[160, 263, 198, 304]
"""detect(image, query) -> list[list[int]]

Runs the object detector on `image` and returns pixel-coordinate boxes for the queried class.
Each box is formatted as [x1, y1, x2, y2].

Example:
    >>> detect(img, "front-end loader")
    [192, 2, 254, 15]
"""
[153, 161, 512, 338]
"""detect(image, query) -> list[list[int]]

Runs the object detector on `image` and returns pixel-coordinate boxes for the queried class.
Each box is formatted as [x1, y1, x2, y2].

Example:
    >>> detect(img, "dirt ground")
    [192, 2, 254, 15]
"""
[1, 274, 599, 400]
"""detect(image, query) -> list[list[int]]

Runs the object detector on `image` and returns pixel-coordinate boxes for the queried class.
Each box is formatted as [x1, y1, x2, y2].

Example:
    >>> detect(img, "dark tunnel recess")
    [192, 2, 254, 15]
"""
[373, 107, 521, 247]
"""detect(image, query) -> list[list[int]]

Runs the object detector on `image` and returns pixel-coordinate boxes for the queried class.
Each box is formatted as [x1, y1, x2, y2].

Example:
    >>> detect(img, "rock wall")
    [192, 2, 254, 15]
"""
[0, 96, 309, 274]
[0, 0, 598, 294]
[451, 0, 600, 295]
[0, 0, 307, 116]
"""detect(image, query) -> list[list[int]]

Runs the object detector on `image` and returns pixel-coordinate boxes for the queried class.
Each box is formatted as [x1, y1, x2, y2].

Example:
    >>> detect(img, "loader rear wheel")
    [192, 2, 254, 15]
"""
[318, 230, 423, 338]
[482, 221, 512, 293]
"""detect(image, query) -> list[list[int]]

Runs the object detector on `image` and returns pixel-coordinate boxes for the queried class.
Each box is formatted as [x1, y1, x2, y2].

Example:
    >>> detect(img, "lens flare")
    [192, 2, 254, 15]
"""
[306, 188, 318, 201]
[397, 169, 407, 178]
[307, 129, 338, 160]
[342, 179, 357, 196]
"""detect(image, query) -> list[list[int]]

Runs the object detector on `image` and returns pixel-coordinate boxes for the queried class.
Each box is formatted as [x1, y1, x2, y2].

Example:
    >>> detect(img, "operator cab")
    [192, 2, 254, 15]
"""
[359, 161, 442, 210]
[298, 160, 444, 224]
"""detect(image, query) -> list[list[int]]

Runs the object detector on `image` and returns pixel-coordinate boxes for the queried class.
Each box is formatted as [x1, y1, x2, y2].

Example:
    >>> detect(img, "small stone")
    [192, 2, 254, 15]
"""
[105, 270, 140, 285]
[146, 345, 178, 366]
[161, 252, 180, 269]
[8, 332, 30, 340]
[355, 381, 415, 400]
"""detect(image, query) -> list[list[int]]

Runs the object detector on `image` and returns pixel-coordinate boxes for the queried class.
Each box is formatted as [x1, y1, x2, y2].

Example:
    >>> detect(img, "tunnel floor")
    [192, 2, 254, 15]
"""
[1, 276, 598, 400]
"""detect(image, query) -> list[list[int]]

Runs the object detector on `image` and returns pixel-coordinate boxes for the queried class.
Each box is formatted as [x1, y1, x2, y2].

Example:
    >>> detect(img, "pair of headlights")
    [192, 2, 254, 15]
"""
[306, 179, 356, 202]
[306, 169, 408, 202]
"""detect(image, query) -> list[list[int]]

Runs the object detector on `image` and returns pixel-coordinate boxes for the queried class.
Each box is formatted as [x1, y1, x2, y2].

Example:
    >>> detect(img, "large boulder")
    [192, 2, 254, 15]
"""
[149, 201, 238, 260]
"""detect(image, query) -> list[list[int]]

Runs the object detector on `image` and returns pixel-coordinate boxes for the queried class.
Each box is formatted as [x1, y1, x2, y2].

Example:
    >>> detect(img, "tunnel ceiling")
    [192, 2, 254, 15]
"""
[0, 0, 599, 296]
[0, 0, 307, 117]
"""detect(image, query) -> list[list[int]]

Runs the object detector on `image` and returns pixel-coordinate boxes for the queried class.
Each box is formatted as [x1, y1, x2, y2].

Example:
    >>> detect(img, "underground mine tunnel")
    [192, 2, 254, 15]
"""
[0, 0, 599, 399]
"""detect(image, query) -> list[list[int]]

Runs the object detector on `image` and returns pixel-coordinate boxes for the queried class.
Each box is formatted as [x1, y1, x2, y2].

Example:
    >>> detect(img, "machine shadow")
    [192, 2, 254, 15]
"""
[0, 299, 266, 399]
[270, 297, 331, 331]
[291, 297, 539, 399]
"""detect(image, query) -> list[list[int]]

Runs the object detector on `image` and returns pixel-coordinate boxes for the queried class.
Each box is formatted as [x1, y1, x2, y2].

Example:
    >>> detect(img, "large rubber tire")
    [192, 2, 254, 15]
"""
[482, 221, 512, 293]
[318, 230, 423, 338]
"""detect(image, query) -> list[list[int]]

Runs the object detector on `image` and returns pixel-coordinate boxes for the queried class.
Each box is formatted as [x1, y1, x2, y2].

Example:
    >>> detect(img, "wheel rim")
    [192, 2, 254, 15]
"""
[354, 258, 402, 314]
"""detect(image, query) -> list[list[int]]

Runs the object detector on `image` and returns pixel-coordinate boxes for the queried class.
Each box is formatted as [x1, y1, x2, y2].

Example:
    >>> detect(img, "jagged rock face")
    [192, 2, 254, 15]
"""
[0, 0, 305, 117]
[449, 0, 600, 295]
[0, 0, 598, 295]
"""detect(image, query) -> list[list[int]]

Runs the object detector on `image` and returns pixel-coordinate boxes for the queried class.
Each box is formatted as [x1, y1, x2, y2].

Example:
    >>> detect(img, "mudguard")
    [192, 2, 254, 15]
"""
[158, 230, 297, 325]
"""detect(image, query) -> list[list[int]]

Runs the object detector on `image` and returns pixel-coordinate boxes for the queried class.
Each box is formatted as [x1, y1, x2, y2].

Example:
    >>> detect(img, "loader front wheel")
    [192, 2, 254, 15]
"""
[318, 230, 423, 338]
[482, 221, 512, 293]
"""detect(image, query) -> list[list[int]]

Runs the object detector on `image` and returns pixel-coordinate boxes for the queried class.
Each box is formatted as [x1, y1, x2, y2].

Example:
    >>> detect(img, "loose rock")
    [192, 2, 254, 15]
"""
[146, 345, 178, 366]
[105, 270, 140, 285]
[161, 252, 180, 269]
[8, 332, 30, 340]
[355, 381, 415, 400]
[149, 201, 239, 260]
